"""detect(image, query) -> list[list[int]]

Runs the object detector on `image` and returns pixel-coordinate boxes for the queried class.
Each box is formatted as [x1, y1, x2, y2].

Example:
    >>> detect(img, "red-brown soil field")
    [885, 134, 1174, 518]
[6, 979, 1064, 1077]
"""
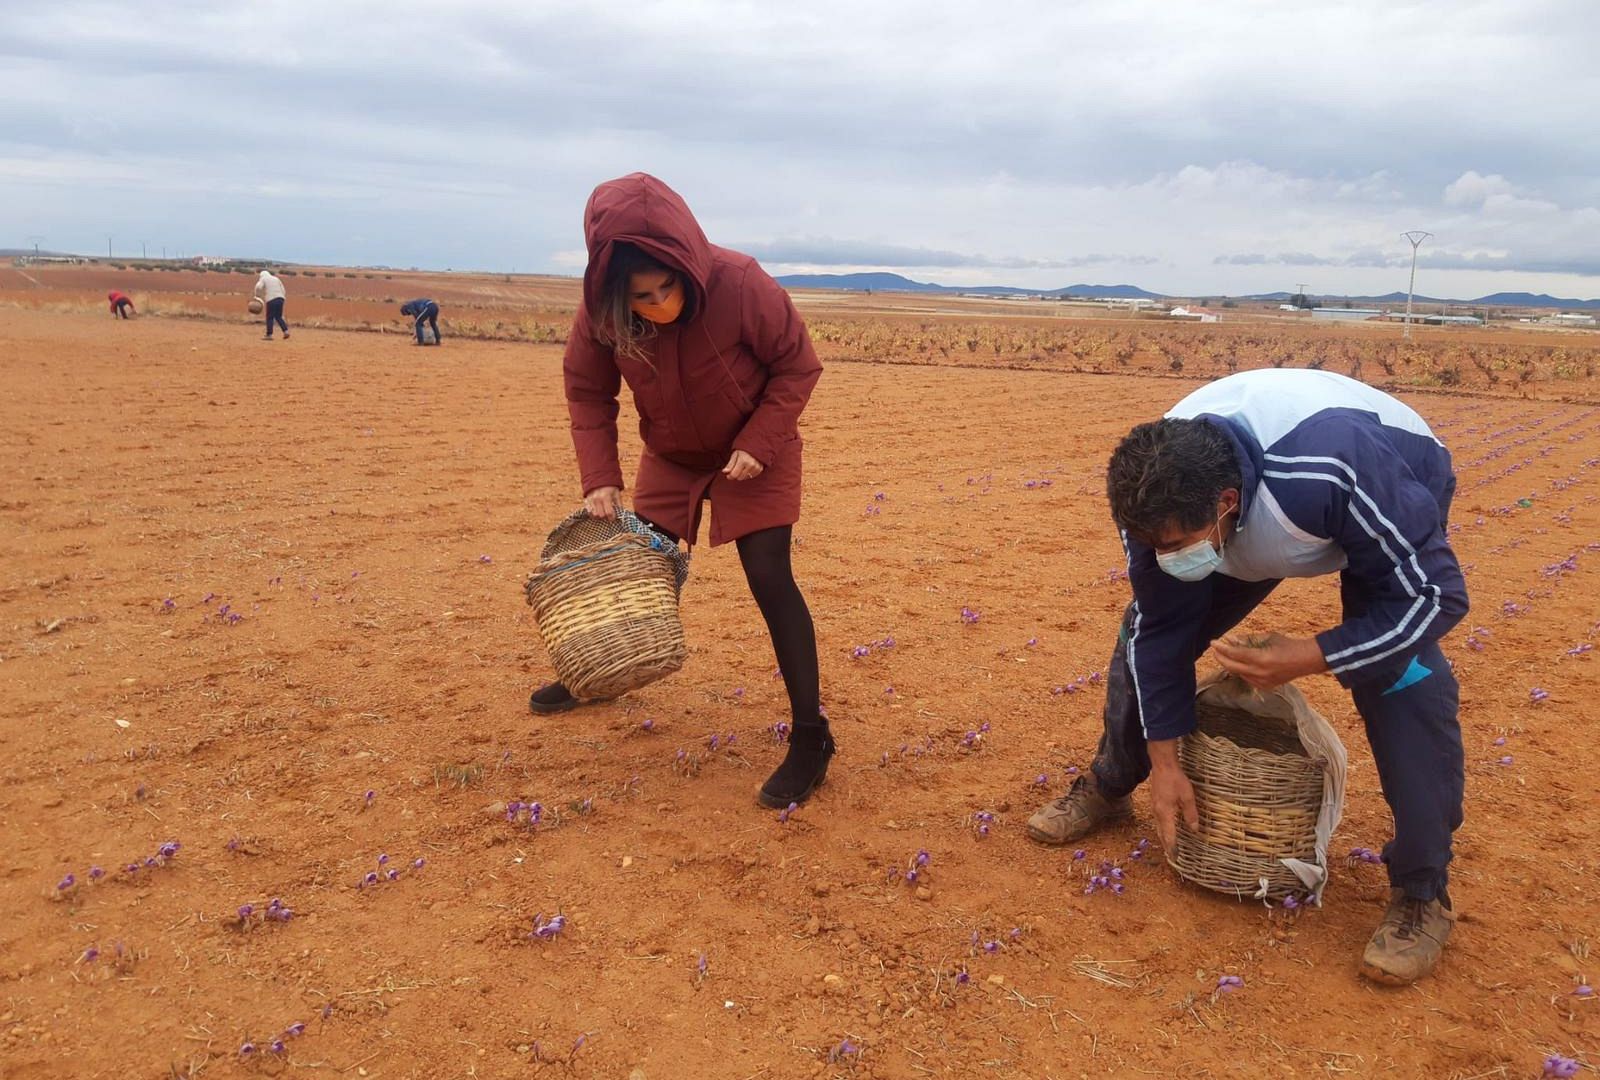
[1, 268, 1597, 1079]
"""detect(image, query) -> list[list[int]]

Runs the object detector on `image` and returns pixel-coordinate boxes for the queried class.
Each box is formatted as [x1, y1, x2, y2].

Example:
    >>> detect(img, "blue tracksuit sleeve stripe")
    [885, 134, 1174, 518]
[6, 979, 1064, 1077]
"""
[1121, 531, 1209, 740]
[1263, 431, 1467, 687]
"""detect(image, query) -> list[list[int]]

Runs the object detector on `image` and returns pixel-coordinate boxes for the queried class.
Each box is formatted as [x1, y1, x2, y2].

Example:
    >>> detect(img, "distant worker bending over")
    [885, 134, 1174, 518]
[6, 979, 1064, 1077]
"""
[400, 298, 441, 345]
[108, 291, 135, 319]
[253, 270, 290, 340]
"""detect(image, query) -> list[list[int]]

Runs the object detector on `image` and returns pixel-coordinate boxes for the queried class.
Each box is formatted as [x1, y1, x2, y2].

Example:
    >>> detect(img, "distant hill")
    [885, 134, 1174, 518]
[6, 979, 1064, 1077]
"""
[1469, 292, 1600, 310]
[775, 272, 1166, 300]
[1244, 290, 1600, 310]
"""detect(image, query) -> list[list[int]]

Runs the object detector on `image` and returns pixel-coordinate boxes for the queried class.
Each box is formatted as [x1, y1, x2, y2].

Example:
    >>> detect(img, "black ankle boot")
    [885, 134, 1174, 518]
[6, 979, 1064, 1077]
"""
[528, 682, 581, 715]
[758, 722, 836, 808]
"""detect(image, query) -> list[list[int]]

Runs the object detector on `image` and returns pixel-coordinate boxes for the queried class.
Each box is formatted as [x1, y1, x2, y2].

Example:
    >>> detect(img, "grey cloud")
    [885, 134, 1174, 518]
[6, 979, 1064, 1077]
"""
[4, 0, 1599, 295]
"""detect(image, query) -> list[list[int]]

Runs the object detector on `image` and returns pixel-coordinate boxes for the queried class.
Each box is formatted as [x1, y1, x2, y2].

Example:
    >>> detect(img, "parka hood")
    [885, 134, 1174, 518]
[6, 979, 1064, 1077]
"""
[581, 173, 713, 319]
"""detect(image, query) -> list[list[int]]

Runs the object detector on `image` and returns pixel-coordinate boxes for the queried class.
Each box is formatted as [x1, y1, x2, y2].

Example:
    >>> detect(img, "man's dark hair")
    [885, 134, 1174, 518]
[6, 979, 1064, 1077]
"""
[1106, 418, 1241, 540]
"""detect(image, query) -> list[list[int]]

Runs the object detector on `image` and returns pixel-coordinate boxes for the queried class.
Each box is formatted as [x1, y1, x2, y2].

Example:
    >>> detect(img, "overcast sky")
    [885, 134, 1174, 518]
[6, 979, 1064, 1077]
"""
[5, 0, 1598, 298]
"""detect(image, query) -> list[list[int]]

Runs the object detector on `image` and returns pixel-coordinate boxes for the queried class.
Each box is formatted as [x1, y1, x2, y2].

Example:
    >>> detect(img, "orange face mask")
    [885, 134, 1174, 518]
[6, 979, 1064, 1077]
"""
[631, 286, 684, 325]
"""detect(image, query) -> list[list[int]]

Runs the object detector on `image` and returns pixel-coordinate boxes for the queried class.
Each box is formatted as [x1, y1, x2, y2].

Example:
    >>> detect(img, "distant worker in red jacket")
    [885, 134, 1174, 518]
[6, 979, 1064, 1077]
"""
[534, 172, 831, 809]
[108, 291, 135, 319]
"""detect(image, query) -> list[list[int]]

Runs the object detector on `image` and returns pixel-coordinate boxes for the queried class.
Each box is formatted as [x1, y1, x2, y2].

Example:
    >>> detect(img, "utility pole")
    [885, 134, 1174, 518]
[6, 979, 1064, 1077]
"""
[107, 236, 113, 259]
[1402, 231, 1432, 340]
[141, 240, 147, 259]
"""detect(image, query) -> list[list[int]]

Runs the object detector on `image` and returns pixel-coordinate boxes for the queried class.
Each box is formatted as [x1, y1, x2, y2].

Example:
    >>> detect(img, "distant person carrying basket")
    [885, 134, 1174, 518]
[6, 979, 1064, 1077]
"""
[400, 298, 441, 345]
[253, 270, 290, 340]
[1026, 369, 1468, 986]
[107, 291, 135, 319]
[532, 172, 832, 809]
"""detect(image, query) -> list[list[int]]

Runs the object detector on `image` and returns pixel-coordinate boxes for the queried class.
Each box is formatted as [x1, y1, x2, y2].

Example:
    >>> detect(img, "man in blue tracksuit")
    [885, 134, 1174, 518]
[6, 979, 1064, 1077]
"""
[1027, 368, 1467, 985]
[400, 299, 441, 345]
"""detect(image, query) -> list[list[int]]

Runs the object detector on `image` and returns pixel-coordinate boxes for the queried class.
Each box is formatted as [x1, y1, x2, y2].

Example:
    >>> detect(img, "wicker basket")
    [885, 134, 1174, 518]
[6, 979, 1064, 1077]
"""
[1167, 699, 1325, 900]
[524, 510, 689, 700]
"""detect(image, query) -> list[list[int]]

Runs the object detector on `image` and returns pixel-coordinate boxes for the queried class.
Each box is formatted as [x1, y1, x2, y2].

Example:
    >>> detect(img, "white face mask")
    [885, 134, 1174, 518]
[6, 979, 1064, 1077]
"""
[1155, 506, 1230, 582]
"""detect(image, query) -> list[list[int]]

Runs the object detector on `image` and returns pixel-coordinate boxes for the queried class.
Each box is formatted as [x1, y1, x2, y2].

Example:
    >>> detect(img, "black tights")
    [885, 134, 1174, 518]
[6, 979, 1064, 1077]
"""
[649, 520, 821, 729]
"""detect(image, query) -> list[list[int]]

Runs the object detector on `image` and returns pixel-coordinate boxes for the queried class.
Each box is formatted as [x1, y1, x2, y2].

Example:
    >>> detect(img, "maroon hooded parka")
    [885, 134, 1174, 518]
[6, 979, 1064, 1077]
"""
[563, 173, 822, 547]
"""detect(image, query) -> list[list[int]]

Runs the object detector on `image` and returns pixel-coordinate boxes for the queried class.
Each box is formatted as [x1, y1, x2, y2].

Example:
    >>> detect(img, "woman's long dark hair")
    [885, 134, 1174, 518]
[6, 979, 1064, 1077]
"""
[595, 242, 684, 364]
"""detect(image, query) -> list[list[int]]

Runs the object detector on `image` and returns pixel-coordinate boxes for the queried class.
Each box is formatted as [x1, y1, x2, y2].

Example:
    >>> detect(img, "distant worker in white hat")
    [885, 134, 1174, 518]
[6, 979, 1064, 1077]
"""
[253, 269, 290, 340]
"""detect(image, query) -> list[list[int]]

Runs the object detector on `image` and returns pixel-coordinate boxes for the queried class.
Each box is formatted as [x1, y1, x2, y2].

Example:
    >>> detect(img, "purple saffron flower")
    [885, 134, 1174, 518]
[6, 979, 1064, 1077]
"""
[1072, 849, 1087, 861]
[851, 645, 871, 659]
[1110, 882, 1126, 896]
[386, 868, 399, 882]
[364, 789, 376, 805]
[531, 913, 566, 939]
[1216, 974, 1244, 993]
[1530, 687, 1550, 703]
[642, 718, 655, 732]
[270, 1039, 286, 1054]
[362, 871, 378, 887]
[1543, 1055, 1580, 1079]
[238, 904, 255, 921]
[478, 554, 492, 564]
[157, 841, 180, 859]
[378, 853, 389, 866]
[1493, 735, 1508, 746]
[1572, 983, 1593, 998]
[1033, 773, 1048, 787]
[1282, 895, 1300, 911]
[777, 801, 798, 824]
[697, 952, 708, 976]
[412, 858, 425, 870]
[56, 874, 75, 891]
[915, 850, 931, 867]
[828, 1038, 860, 1063]
[955, 970, 970, 985]
[1499, 755, 1515, 766]
[960, 606, 981, 625]
[321, 1004, 333, 1020]
[79, 947, 99, 963]
[983, 941, 1000, 955]
[284, 1022, 306, 1037]
[239, 1042, 256, 1057]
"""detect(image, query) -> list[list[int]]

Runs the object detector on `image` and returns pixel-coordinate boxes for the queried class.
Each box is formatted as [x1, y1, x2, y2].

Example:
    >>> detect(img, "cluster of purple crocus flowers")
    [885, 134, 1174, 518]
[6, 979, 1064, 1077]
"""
[356, 853, 424, 888]
[531, 913, 567, 940]
[239, 1020, 306, 1058]
[889, 849, 932, 886]
[236, 897, 294, 927]
[850, 636, 897, 659]
[1050, 671, 1104, 695]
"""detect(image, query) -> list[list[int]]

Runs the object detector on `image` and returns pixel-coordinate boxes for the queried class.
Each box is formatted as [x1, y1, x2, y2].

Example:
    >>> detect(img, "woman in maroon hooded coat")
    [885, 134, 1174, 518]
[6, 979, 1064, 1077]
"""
[530, 173, 832, 808]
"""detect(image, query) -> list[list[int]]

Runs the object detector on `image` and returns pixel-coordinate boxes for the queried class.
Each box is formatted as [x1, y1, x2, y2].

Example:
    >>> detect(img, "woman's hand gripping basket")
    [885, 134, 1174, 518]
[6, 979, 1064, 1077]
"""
[1167, 672, 1348, 903]
[524, 509, 691, 701]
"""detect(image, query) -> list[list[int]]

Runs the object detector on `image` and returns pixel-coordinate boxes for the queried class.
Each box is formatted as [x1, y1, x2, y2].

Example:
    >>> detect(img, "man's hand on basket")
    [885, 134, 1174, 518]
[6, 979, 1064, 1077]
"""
[722, 450, 764, 481]
[1212, 632, 1329, 691]
[1148, 739, 1200, 852]
[584, 486, 623, 519]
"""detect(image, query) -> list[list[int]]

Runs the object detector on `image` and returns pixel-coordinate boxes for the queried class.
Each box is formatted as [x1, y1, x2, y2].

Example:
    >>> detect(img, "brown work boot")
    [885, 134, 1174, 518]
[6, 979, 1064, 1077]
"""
[1026, 774, 1132, 845]
[1360, 888, 1456, 985]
